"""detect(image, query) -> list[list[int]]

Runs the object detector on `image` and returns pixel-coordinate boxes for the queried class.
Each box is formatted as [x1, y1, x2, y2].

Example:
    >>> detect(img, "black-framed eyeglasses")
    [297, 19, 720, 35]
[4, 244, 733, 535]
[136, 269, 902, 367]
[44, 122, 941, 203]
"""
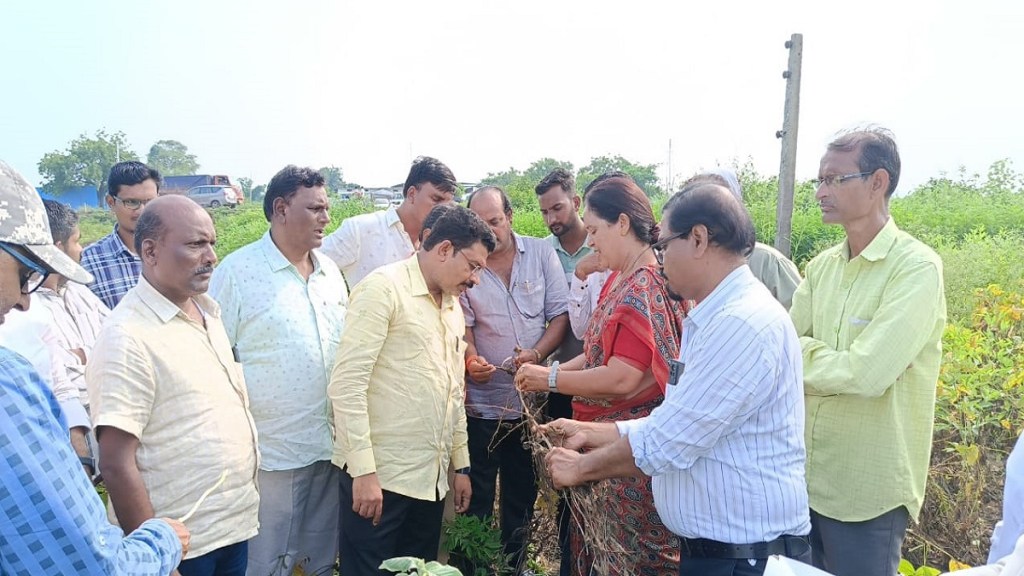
[652, 232, 687, 266]
[111, 196, 152, 211]
[457, 249, 484, 275]
[0, 242, 49, 294]
[816, 172, 872, 188]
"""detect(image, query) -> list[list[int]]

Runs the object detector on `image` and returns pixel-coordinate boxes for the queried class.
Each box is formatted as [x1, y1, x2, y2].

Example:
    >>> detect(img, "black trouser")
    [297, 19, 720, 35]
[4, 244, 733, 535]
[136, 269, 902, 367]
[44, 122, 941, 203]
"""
[679, 535, 812, 576]
[465, 416, 538, 573]
[338, 469, 444, 576]
[809, 507, 910, 576]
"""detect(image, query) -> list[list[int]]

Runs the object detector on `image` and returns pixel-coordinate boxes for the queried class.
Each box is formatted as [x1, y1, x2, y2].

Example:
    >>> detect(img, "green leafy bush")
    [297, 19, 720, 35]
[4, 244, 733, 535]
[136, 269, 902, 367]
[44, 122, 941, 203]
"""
[443, 515, 509, 576]
[908, 284, 1024, 568]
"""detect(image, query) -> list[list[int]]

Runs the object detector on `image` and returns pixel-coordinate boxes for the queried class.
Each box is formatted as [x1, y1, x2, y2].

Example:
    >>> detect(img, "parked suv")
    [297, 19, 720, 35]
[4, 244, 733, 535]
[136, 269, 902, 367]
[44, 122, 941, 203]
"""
[186, 185, 238, 208]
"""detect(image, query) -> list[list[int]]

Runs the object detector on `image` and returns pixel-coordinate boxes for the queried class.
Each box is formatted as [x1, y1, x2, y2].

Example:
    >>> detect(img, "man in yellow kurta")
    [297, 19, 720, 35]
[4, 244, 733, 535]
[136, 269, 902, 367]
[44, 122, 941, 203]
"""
[329, 204, 496, 575]
[791, 127, 946, 576]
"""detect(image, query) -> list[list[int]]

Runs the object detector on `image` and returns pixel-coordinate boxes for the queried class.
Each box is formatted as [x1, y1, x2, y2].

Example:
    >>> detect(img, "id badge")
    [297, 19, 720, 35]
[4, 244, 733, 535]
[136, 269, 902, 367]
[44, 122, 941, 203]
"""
[668, 359, 685, 386]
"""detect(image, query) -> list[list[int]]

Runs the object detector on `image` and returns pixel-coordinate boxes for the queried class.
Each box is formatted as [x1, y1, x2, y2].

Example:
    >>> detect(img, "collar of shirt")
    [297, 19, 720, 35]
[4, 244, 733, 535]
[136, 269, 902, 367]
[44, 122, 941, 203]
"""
[545, 233, 588, 258]
[258, 231, 326, 277]
[103, 224, 137, 258]
[686, 265, 756, 332]
[841, 217, 899, 262]
[403, 255, 456, 311]
[134, 276, 221, 324]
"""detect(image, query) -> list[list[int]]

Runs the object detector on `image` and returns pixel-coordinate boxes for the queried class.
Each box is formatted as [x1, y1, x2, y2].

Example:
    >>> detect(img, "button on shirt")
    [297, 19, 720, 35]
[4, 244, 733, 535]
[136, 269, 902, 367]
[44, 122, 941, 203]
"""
[619, 266, 811, 543]
[461, 234, 569, 419]
[329, 255, 470, 501]
[88, 277, 261, 558]
[81, 226, 143, 309]
[320, 207, 416, 288]
[210, 231, 348, 471]
[1, 347, 182, 575]
[790, 217, 945, 521]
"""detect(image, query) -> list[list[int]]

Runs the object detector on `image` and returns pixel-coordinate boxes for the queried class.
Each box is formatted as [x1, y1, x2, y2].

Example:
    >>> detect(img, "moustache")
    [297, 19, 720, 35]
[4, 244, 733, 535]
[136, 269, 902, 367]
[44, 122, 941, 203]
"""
[194, 265, 215, 276]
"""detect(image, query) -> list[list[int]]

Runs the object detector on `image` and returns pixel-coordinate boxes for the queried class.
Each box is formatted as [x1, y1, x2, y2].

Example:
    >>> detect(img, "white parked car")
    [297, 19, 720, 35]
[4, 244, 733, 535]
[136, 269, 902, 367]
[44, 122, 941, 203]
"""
[186, 185, 239, 208]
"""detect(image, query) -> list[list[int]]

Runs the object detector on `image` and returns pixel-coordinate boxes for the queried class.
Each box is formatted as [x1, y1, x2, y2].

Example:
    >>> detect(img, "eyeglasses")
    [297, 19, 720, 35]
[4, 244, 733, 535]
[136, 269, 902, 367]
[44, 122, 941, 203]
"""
[816, 172, 872, 188]
[652, 232, 687, 266]
[0, 242, 49, 294]
[112, 196, 152, 211]
[457, 249, 484, 275]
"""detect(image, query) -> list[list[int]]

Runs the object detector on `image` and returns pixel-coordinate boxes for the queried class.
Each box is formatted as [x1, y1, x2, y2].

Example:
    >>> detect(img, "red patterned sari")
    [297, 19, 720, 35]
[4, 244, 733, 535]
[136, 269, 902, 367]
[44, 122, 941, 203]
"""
[569, 265, 688, 576]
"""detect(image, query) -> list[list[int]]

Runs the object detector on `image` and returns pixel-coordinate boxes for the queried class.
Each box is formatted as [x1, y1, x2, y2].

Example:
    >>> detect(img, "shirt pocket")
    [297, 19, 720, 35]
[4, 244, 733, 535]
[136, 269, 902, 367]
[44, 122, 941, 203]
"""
[513, 278, 545, 320]
[845, 314, 873, 347]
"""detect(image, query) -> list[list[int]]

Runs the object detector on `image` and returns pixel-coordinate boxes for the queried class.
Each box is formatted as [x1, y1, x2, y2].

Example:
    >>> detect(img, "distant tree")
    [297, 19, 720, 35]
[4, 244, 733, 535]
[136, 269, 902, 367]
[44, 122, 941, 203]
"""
[38, 129, 138, 204]
[480, 167, 522, 188]
[147, 140, 199, 176]
[523, 158, 575, 185]
[251, 184, 267, 203]
[318, 165, 346, 193]
[238, 177, 253, 200]
[577, 155, 663, 196]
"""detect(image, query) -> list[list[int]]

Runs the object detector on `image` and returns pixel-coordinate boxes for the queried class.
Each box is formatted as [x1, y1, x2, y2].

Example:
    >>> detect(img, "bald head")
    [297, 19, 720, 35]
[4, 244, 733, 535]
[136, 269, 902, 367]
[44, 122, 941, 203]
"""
[662, 184, 756, 257]
[136, 195, 218, 304]
[134, 195, 210, 255]
[467, 186, 512, 216]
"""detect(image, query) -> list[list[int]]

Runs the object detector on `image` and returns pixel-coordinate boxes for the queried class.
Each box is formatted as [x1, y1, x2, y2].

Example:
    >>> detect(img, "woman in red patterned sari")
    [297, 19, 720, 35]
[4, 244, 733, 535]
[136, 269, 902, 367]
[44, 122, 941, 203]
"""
[517, 175, 688, 576]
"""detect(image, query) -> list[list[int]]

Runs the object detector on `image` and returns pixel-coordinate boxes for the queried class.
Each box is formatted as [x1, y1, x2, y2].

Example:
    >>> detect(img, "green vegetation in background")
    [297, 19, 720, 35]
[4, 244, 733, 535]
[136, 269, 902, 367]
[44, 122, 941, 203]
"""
[75, 159, 1024, 329]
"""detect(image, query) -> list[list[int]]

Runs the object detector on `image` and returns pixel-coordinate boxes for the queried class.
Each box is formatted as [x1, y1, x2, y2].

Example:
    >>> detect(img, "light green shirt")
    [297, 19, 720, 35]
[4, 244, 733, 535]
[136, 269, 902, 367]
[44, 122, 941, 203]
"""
[790, 218, 946, 521]
[545, 233, 592, 282]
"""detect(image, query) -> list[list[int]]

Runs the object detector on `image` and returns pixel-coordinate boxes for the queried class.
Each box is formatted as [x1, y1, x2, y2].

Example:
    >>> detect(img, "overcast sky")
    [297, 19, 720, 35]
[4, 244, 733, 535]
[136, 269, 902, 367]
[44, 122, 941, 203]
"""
[2, 0, 1022, 193]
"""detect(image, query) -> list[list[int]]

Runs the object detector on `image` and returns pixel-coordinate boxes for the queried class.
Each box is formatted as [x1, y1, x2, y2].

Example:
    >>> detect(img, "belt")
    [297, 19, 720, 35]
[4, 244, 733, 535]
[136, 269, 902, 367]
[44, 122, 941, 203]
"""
[679, 535, 809, 559]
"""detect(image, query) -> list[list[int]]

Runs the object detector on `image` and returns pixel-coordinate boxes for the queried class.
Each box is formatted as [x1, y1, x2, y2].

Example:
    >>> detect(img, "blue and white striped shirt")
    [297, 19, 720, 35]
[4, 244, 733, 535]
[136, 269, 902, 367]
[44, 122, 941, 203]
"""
[80, 226, 141, 309]
[0, 347, 182, 575]
[620, 265, 810, 544]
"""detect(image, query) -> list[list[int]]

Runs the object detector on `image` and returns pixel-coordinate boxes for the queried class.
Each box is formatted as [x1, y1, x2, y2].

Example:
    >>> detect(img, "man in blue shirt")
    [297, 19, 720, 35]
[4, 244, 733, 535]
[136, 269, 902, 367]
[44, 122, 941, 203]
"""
[80, 161, 161, 308]
[0, 159, 187, 575]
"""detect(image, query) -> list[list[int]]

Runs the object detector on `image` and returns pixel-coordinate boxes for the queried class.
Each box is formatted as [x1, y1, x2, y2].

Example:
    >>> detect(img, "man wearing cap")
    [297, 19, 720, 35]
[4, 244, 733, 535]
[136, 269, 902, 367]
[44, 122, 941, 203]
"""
[0, 160, 189, 575]
[90, 195, 260, 576]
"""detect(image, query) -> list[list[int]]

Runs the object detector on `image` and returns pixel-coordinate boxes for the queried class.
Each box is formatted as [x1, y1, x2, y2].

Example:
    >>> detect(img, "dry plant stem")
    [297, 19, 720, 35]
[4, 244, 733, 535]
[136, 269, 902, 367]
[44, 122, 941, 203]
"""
[178, 470, 228, 523]
[515, 389, 634, 576]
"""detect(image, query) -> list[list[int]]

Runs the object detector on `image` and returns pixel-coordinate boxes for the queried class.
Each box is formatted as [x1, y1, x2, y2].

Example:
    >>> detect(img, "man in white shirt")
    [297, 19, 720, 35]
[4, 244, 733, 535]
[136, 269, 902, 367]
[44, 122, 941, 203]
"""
[33, 199, 111, 481]
[321, 156, 457, 288]
[210, 165, 348, 576]
[542, 184, 811, 576]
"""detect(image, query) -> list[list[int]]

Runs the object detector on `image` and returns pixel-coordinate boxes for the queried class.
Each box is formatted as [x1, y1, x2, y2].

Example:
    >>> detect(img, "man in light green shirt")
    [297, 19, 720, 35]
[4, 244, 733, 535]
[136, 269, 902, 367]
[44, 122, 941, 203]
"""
[791, 127, 946, 576]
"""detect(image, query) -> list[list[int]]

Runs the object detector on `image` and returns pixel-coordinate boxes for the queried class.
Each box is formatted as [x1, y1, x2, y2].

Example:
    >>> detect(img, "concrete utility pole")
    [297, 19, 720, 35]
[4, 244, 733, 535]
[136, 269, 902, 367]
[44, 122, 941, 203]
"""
[775, 33, 803, 258]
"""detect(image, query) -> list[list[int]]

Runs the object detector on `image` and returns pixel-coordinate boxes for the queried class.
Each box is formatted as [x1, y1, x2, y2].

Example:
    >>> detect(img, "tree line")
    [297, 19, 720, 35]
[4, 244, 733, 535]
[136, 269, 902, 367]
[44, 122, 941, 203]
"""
[37, 130, 664, 206]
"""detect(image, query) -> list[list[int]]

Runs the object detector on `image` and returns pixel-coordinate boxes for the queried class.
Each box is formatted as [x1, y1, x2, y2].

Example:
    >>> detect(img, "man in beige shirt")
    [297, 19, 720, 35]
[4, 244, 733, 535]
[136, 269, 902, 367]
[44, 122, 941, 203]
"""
[89, 196, 260, 576]
[329, 204, 495, 575]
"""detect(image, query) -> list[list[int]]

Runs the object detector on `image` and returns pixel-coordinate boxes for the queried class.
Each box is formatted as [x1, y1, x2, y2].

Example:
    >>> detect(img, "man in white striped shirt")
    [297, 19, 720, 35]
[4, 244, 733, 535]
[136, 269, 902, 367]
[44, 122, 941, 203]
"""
[543, 184, 811, 576]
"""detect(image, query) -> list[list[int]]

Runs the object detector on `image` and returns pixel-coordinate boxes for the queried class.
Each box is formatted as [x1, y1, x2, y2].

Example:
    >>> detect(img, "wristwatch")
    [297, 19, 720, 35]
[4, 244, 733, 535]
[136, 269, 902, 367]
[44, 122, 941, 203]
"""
[548, 361, 560, 393]
[455, 467, 471, 475]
